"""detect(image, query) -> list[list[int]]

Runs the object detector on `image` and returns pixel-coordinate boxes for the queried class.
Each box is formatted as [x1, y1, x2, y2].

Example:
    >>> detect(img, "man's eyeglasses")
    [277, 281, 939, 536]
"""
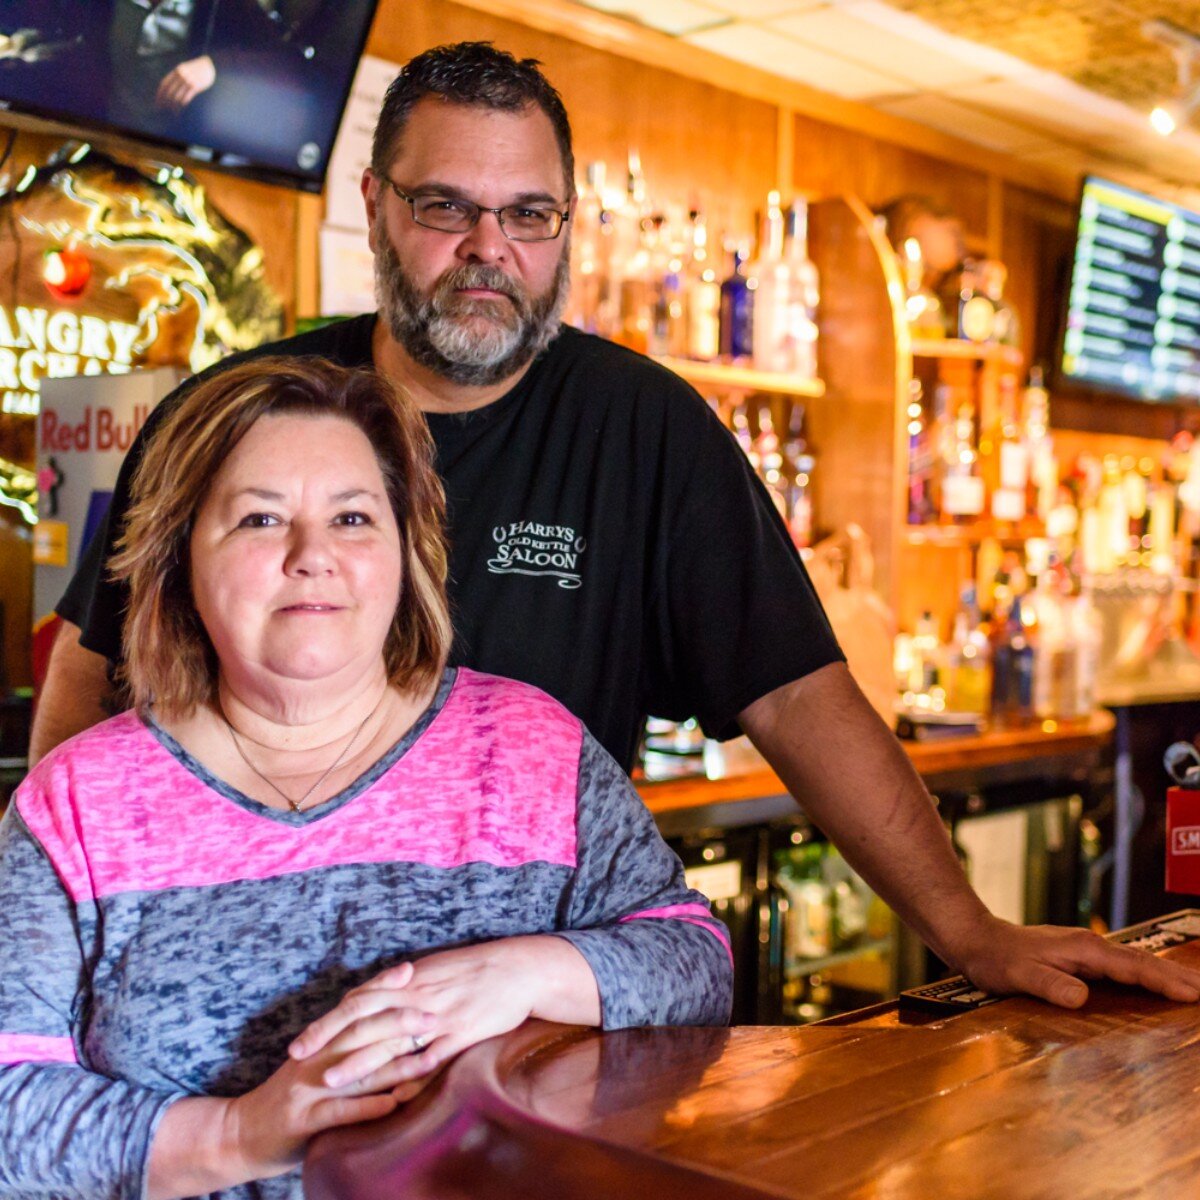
[383, 178, 569, 242]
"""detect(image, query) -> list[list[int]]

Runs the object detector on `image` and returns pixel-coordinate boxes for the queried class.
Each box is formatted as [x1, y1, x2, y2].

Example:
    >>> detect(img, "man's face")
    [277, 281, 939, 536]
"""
[364, 99, 572, 387]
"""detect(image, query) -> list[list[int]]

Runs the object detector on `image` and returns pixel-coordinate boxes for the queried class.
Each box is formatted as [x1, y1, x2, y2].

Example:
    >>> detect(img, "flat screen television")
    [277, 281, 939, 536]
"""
[1058, 174, 1200, 405]
[0, 1, 379, 192]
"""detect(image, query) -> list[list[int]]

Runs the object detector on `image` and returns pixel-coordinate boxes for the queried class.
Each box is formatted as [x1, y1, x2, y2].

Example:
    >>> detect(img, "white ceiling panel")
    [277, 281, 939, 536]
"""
[685, 22, 914, 99]
[837, 1, 1034, 81]
[700, 0, 824, 17]
[876, 94, 1055, 154]
[945, 74, 1146, 143]
[575, 0, 726, 34]
[770, 7, 993, 90]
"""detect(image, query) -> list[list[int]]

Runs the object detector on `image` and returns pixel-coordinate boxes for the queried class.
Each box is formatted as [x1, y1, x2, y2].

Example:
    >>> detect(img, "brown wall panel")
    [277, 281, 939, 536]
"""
[364, 0, 778, 237]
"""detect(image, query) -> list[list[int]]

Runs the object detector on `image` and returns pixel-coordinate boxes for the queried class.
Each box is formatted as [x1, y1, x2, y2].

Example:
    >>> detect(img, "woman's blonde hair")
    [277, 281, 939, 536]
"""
[110, 356, 452, 716]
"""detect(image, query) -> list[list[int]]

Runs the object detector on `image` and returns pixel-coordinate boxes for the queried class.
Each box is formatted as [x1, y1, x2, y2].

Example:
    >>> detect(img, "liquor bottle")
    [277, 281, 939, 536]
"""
[1021, 366, 1057, 522]
[752, 404, 789, 522]
[750, 190, 791, 372]
[1030, 566, 1077, 720]
[940, 400, 985, 521]
[901, 237, 946, 339]
[782, 403, 816, 548]
[776, 843, 833, 963]
[982, 260, 1020, 347]
[566, 160, 609, 334]
[1096, 455, 1130, 571]
[944, 587, 991, 714]
[612, 151, 653, 353]
[906, 378, 935, 525]
[784, 199, 820, 381]
[719, 244, 754, 360]
[646, 214, 687, 358]
[683, 210, 721, 361]
[989, 587, 1034, 726]
[1072, 584, 1101, 716]
[910, 610, 941, 695]
[988, 372, 1028, 523]
[957, 259, 997, 344]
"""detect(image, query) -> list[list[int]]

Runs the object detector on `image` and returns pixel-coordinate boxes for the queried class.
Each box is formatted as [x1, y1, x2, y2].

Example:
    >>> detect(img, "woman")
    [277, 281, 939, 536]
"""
[0, 358, 732, 1199]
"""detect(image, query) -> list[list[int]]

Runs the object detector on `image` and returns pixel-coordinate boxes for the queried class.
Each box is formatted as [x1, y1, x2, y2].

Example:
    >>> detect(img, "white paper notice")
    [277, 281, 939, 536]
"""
[324, 54, 401, 233]
[957, 808, 1028, 927]
[319, 226, 375, 316]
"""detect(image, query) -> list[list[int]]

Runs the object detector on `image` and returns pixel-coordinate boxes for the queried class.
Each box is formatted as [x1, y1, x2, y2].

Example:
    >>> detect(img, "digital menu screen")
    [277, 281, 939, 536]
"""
[1060, 175, 1200, 404]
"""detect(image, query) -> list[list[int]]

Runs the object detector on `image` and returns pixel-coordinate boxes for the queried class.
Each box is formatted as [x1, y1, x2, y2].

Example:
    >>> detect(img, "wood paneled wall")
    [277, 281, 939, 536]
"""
[363, 0, 779, 239]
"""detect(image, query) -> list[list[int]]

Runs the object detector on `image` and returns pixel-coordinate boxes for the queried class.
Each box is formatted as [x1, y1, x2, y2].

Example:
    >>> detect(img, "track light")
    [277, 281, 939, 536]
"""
[1144, 18, 1200, 136]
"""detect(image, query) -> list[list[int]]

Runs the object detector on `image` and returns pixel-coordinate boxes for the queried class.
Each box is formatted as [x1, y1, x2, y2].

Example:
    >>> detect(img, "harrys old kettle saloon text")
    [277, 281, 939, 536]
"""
[488, 520, 588, 589]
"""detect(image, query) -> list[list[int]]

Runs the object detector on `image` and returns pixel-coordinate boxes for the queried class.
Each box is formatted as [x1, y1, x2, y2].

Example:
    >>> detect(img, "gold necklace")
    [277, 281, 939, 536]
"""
[220, 690, 387, 814]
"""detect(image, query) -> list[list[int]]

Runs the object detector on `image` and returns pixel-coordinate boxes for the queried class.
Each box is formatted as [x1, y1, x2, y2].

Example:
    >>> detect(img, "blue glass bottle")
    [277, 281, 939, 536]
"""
[719, 248, 754, 360]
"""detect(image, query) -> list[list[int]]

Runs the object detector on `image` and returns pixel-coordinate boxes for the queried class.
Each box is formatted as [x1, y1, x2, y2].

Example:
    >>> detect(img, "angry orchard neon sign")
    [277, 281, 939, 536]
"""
[0, 304, 140, 416]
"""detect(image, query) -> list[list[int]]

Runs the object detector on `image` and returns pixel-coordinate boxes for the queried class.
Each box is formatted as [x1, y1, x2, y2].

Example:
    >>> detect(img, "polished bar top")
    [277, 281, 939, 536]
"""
[638, 709, 1115, 817]
[306, 934, 1200, 1200]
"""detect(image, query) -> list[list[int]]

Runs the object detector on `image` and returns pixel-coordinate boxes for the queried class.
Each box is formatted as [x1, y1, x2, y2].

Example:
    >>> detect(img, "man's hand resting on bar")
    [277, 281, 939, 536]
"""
[950, 916, 1200, 1008]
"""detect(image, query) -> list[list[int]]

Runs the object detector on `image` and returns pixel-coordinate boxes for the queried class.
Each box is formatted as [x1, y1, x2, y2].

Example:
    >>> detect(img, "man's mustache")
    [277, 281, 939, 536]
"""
[432, 266, 524, 310]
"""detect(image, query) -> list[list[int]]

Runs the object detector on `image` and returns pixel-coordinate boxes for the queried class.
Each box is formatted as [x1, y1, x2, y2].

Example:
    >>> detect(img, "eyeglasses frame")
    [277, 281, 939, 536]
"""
[380, 175, 571, 243]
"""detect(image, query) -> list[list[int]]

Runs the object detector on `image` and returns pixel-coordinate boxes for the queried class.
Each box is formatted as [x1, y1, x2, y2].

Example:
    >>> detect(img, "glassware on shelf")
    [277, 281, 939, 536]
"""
[719, 242, 754, 361]
[901, 237, 946, 340]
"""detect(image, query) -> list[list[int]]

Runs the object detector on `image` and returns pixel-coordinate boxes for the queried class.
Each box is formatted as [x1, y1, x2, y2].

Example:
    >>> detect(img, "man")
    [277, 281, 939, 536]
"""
[34, 41, 1200, 1010]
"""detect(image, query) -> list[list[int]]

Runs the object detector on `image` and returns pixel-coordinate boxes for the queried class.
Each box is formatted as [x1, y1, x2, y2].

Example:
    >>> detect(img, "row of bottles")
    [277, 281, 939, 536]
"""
[907, 366, 1055, 525]
[727, 398, 816, 548]
[896, 561, 1102, 726]
[566, 156, 820, 380]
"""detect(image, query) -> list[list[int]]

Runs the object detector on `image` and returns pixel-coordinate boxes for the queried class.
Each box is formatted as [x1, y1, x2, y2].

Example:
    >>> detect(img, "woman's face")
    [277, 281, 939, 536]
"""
[189, 413, 403, 694]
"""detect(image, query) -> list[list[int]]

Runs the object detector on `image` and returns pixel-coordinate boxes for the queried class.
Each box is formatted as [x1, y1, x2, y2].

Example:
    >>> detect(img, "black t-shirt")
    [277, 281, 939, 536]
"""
[58, 316, 843, 770]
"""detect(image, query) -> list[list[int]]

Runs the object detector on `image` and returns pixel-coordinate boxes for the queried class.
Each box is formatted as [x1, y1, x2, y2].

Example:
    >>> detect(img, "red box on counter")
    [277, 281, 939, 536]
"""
[1166, 786, 1200, 894]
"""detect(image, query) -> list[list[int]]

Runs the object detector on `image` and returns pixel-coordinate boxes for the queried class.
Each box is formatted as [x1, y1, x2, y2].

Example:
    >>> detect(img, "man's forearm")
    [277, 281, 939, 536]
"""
[739, 664, 991, 968]
[28, 620, 114, 766]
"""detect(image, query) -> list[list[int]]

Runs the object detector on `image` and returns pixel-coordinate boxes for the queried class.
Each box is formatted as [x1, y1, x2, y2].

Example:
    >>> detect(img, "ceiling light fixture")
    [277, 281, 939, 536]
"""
[1145, 18, 1200, 136]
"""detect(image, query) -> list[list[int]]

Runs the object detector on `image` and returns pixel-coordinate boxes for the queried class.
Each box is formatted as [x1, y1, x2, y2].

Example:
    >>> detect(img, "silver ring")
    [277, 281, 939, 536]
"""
[410, 1032, 431, 1055]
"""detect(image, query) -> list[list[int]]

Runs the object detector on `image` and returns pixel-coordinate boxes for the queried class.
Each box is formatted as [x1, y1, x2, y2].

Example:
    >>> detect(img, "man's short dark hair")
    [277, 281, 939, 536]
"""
[372, 42, 575, 196]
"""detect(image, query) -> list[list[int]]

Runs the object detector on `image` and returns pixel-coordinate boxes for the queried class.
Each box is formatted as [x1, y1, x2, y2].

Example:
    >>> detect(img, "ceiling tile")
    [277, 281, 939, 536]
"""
[840, 0, 1048, 80]
[945, 73, 1149, 143]
[770, 6, 992, 90]
[876, 94, 1055, 154]
[575, 0, 727, 34]
[700, 0, 824, 17]
[684, 21, 914, 99]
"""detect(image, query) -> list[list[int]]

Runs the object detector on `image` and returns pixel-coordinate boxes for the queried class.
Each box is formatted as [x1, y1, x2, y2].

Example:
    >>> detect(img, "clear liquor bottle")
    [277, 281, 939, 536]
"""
[683, 209, 721, 361]
[782, 402, 816, 548]
[940, 400, 985, 521]
[750, 190, 791, 373]
[784, 199, 820, 381]
[565, 160, 609, 335]
[901, 237, 946, 339]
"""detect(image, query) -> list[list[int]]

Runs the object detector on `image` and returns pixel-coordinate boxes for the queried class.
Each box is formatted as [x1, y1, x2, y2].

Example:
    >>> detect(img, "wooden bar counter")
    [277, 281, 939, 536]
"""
[640, 710, 1115, 833]
[306, 927, 1199, 1199]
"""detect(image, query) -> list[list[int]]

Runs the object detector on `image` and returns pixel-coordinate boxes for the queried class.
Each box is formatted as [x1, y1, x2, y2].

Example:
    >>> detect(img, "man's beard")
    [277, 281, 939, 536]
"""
[373, 213, 570, 387]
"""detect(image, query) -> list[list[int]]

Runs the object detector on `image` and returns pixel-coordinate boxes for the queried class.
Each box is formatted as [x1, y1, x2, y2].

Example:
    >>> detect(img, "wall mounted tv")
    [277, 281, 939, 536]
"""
[1059, 175, 1200, 405]
[0, 1, 379, 192]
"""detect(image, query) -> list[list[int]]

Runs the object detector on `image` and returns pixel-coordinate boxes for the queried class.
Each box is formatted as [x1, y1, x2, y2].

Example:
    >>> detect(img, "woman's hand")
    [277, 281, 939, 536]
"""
[147, 964, 437, 1198]
[289, 937, 600, 1091]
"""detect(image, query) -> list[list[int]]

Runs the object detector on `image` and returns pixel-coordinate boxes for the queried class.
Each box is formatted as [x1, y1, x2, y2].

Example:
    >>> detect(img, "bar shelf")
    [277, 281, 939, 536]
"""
[653, 355, 826, 398]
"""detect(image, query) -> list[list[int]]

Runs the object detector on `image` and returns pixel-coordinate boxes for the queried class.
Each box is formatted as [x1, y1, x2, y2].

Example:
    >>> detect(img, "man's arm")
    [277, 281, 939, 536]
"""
[28, 621, 113, 766]
[739, 662, 1200, 1008]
